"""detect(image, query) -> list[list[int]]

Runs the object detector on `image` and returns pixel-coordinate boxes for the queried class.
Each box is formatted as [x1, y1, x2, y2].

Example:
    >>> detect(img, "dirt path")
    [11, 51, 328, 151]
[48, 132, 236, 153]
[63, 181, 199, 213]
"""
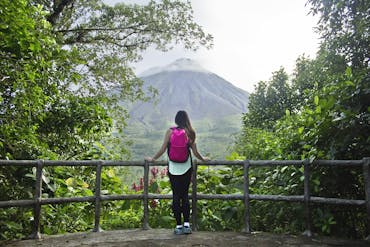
[1, 229, 368, 247]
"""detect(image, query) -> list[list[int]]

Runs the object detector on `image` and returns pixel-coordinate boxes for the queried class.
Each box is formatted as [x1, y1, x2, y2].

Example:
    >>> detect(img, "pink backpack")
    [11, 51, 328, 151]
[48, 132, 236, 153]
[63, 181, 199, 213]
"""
[167, 127, 190, 162]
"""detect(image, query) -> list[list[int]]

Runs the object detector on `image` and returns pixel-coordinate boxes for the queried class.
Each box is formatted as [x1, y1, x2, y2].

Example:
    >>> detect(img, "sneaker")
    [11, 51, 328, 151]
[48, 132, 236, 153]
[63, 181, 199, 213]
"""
[183, 226, 192, 234]
[174, 227, 183, 235]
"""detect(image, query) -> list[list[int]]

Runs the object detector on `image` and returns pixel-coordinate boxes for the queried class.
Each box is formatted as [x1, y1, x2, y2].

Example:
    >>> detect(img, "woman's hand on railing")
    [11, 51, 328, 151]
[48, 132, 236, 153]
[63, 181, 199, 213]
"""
[202, 157, 211, 162]
[145, 157, 155, 162]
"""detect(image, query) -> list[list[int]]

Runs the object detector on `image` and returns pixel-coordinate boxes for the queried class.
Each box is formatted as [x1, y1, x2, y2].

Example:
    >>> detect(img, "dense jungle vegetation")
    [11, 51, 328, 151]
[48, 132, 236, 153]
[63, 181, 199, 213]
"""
[0, 0, 369, 241]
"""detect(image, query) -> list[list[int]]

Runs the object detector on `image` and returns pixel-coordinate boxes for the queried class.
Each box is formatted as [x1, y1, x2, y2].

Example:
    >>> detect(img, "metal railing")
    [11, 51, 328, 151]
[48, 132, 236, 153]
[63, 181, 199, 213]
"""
[0, 158, 369, 240]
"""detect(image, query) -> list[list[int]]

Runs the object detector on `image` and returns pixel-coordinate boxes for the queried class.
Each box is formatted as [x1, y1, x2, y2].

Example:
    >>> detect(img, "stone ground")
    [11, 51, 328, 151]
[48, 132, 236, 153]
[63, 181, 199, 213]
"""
[1, 229, 369, 247]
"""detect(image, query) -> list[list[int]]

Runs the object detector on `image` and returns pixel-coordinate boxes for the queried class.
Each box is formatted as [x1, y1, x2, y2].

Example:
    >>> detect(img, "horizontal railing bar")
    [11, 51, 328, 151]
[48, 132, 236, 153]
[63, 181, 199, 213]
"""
[100, 194, 173, 201]
[193, 160, 303, 166]
[45, 160, 146, 167]
[195, 160, 244, 166]
[1, 194, 365, 208]
[41, 196, 95, 205]
[196, 194, 244, 200]
[101, 195, 144, 201]
[310, 196, 365, 206]
[0, 160, 38, 166]
[126, 160, 363, 167]
[145, 194, 366, 206]
[250, 194, 304, 202]
[250, 160, 303, 166]
[312, 160, 364, 167]
[193, 194, 366, 206]
[100, 161, 148, 167]
[43, 160, 100, 166]
[0, 160, 364, 167]
[147, 194, 172, 200]
[0, 199, 35, 208]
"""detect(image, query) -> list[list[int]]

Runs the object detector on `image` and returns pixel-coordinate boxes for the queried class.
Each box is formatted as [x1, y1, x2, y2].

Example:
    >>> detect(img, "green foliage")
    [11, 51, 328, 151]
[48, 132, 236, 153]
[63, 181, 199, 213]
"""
[0, 208, 33, 240]
[1, 0, 369, 241]
[1, 0, 213, 241]
[233, 66, 368, 238]
[195, 166, 244, 231]
[250, 201, 305, 234]
[307, 0, 370, 68]
[243, 68, 295, 129]
[0, 0, 116, 161]
[102, 200, 143, 230]
[1, 0, 213, 158]
[232, 0, 369, 239]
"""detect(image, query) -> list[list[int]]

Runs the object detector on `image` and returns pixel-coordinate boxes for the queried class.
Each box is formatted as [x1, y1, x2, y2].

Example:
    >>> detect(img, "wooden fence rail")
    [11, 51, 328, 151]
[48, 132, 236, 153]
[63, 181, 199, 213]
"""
[0, 158, 369, 240]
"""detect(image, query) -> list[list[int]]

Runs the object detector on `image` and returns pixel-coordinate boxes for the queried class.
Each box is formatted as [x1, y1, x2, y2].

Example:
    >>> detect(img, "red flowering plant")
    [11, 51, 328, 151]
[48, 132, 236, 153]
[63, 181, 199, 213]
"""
[131, 166, 174, 227]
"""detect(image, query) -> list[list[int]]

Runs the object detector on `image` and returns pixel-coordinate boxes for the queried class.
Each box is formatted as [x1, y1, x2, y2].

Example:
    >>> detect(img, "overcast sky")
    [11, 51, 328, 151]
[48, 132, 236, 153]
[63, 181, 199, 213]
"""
[105, 0, 321, 92]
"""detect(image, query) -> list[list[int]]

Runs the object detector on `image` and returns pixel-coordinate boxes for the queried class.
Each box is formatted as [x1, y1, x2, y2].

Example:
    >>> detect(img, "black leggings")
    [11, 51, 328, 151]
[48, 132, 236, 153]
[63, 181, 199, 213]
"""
[168, 167, 192, 225]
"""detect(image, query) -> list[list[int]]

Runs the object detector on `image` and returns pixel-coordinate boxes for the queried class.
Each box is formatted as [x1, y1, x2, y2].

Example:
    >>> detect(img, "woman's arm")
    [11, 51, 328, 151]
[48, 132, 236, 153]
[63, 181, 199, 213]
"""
[190, 142, 210, 162]
[145, 129, 171, 162]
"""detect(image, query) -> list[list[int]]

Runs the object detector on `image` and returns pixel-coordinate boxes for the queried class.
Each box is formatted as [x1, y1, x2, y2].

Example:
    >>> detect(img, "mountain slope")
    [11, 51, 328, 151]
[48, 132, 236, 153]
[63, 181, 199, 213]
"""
[124, 58, 249, 160]
[129, 58, 249, 123]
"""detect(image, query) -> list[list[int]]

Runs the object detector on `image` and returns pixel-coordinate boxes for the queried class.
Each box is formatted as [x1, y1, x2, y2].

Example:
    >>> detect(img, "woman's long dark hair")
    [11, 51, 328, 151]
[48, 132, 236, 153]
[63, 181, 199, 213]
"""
[175, 110, 196, 144]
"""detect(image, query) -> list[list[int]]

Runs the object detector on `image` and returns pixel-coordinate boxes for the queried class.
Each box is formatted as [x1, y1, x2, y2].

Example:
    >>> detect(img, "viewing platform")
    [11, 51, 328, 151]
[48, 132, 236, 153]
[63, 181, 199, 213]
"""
[1, 228, 369, 247]
[1, 159, 369, 245]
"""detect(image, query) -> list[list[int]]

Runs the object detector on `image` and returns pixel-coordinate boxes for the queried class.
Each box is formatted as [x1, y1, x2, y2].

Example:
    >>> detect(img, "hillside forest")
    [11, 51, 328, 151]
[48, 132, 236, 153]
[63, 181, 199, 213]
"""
[1, 0, 369, 241]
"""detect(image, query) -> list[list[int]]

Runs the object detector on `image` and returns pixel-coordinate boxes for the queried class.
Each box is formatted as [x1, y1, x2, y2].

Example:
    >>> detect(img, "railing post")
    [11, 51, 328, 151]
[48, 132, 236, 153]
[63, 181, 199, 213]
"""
[363, 157, 370, 240]
[191, 160, 198, 231]
[243, 160, 251, 233]
[93, 161, 103, 232]
[303, 159, 312, 237]
[142, 160, 150, 230]
[30, 160, 43, 239]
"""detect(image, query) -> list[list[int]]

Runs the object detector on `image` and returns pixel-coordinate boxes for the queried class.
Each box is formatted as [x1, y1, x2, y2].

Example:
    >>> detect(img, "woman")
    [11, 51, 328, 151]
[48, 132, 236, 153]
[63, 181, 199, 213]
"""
[145, 110, 209, 235]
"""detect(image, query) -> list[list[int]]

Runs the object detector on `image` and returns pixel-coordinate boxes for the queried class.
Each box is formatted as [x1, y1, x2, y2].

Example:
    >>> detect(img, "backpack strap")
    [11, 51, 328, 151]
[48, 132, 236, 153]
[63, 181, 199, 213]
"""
[167, 127, 176, 157]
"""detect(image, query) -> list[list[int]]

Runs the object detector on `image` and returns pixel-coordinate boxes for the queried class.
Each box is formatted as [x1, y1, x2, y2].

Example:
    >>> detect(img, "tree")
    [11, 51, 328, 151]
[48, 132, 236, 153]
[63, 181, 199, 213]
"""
[37, 0, 213, 105]
[1, 0, 213, 160]
[243, 68, 294, 129]
[41, 0, 213, 159]
[233, 0, 370, 238]
[0, 0, 213, 240]
[307, 0, 369, 69]
[305, 0, 370, 159]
